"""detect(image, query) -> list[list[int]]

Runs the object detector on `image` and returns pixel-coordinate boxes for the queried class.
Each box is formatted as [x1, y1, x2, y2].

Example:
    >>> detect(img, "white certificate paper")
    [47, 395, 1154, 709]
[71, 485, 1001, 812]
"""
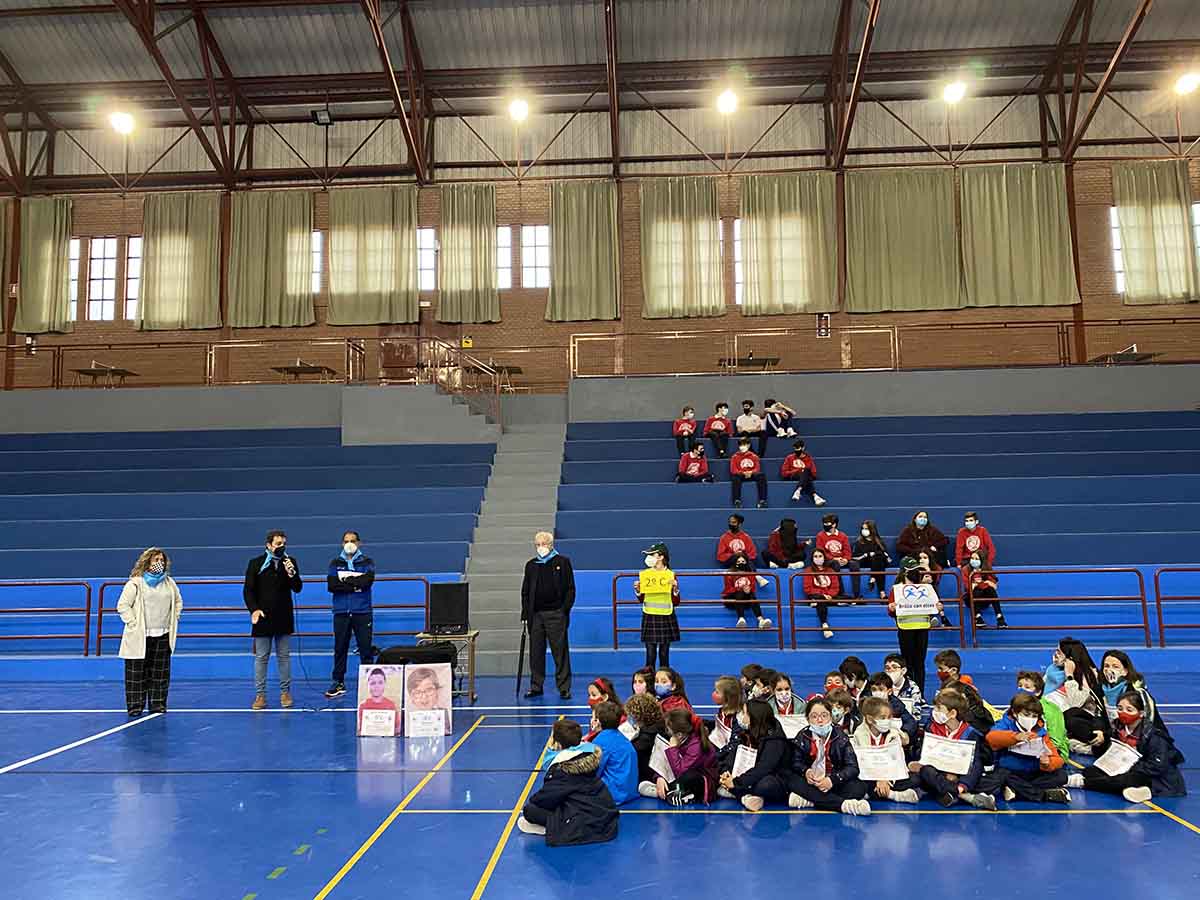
[649, 735, 675, 781]
[710, 717, 732, 750]
[777, 714, 807, 739]
[918, 733, 976, 775]
[854, 742, 908, 782]
[1094, 741, 1141, 777]
[406, 709, 447, 738]
[731, 745, 758, 779]
[360, 708, 396, 737]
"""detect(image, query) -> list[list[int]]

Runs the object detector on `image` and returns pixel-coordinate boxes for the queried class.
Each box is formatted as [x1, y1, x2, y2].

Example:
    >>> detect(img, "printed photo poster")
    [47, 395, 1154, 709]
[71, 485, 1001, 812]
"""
[357, 665, 403, 737]
[404, 662, 454, 737]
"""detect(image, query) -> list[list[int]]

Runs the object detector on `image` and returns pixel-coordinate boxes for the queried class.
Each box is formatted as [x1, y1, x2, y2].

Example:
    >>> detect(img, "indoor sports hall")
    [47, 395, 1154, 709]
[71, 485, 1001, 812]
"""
[1, 2, 1200, 899]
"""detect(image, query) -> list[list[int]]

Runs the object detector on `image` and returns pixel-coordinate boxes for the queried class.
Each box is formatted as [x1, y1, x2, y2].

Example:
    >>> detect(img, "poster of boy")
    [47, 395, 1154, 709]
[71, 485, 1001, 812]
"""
[404, 664, 453, 736]
[357, 665, 403, 736]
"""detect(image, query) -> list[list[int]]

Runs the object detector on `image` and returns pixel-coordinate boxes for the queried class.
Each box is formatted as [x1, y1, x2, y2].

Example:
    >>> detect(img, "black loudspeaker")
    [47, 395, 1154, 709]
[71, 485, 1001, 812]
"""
[429, 582, 469, 635]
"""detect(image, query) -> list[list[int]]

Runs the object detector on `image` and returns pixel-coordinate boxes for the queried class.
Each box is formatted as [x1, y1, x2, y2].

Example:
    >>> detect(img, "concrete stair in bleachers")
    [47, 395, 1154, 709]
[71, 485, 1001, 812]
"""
[465, 424, 566, 675]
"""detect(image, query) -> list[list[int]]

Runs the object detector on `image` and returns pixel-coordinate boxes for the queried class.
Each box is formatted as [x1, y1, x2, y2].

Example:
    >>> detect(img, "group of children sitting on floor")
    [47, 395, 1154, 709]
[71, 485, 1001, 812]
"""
[673, 400, 821, 509]
[516, 642, 1186, 846]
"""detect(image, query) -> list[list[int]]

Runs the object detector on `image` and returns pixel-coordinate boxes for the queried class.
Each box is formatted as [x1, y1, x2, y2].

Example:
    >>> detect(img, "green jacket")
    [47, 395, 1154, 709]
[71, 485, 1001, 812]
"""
[1040, 697, 1069, 760]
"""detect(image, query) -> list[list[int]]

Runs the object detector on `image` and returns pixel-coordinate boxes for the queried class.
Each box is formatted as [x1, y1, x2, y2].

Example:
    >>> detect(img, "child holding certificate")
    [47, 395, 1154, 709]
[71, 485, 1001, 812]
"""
[646, 709, 718, 806]
[987, 693, 1070, 804]
[625, 694, 669, 785]
[784, 697, 872, 815]
[710, 676, 748, 746]
[851, 697, 919, 804]
[718, 700, 793, 812]
[1067, 692, 1186, 801]
[911, 689, 994, 809]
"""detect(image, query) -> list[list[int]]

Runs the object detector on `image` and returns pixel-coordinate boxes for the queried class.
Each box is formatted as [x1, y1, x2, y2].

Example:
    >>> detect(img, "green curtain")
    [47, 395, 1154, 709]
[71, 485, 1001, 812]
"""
[845, 168, 963, 313]
[227, 191, 314, 327]
[960, 163, 1079, 307]
[138, 192, 221, 330]
[545, 180, 620, 322]
[1112, 159, 1200, 305]
[437, 183, 499, 324]
[639, 177, 724, 319]
[740, 172, 837, 315]
[328, 186, 419, 325]
[15, 197, 73, 334]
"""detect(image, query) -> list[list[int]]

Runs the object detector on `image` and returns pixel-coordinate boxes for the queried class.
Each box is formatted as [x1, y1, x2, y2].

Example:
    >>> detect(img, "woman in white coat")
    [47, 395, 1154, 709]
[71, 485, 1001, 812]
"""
[118, 548, 184, 717]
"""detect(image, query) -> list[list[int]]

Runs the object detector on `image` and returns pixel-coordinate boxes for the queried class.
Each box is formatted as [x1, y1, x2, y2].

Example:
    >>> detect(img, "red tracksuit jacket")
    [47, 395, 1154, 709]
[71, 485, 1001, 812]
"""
[704, 415, 732, 436]
[672, 417, 698, 437]
[678, 454, 709, 478]
[956, 525, 996, 566]
[717, 531, 759, 564]
[723, 572, 757, 598]
[803, 567, 838, 598]
[730, 450, 762, 477]
[815, 530, 852, 563]
[780, 452, 818, 479]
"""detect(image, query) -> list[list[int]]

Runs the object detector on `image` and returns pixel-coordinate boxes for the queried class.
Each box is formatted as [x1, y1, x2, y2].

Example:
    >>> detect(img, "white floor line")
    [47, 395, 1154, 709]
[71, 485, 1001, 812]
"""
[0, 713, 160, 775]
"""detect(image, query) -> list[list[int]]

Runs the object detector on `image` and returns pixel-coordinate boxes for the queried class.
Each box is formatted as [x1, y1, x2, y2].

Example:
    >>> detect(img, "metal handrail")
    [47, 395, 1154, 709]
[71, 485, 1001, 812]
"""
[610, 571, 785, 650]
[95, 575, 430, 655]
[965, 566, 1150, 648]
[0, 580, 93, 656]
[786, 569, 966, 649]
[1152, 566, 1200, 647]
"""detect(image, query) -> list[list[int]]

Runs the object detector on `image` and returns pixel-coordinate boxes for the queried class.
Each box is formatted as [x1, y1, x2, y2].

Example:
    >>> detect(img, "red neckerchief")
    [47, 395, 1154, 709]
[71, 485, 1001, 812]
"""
[929, 720, 968, 740]
[870, 731, 888, 747]
[1117, 723, 1140, 749]
[777, 698, 794, 716]
[717, 710, 734, 730]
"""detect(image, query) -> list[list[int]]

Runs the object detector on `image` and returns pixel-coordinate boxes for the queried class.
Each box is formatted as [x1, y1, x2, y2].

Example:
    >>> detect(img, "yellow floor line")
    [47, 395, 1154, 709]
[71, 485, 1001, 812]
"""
[310, 716, 485, 900]
[469, 719, 560, 900]
[1145, 800, 1200, 836]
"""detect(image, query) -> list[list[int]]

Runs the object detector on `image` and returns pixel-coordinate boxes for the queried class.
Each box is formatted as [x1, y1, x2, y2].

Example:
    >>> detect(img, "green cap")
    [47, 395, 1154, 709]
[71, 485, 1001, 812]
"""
[642, 542, 669, 556]
[900, 555, 921, 571]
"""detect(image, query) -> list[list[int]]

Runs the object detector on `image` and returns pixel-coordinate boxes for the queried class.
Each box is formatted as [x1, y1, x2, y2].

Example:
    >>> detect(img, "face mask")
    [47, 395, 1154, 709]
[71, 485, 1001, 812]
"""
[937, 670, 951, 682]
[811, 722, 832, 738]
[644, 555, 657, 568]
[718, 408, 728, 417]
[587, 696, 601, 708]
[931, 708, 950, 725]
[343, 542, 358, 556]
[871, 691, 890, 701]
[735, 561, 750, 570]
[654, 683, 672, 698]
[1017, 687, 1038, 696]
[831, 708, 845, 723]
[728, 523, 740, 533]
[775, 690, 792, 706]
[1017, 714, 1039, 731]
[272, 545, 287, 558]
[965, 521, 978, 531]
[536, 546, 551, 558]
[1117, 710, 1141, 726]
[685, 412, 694, 419]
[1104, 669, 1125, 685]
[633, 682, 647, 695]
[887, 670, 904, 686]
[148, 560, 165, 575]
[712, 691, 724, 705]
[861, 528, 871, 538]
[738, 445, 751, 454]
[752, 685, 770, 700]
[915, 516, 928, 528]
[812, 557, 825, 568]
[873, 718, 893, 733]
[970, 559, 982, 569]
[794, 446, 805, 454]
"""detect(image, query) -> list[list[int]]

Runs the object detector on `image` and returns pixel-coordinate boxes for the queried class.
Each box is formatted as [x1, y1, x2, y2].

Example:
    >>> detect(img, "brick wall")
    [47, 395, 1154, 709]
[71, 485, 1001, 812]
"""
[6, 159, 1200, 390]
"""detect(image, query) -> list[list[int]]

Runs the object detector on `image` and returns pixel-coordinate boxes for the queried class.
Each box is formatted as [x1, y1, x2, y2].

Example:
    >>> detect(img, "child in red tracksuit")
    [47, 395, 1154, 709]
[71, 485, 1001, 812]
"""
[780, 439, 826, 507]
[803, 548, 838, 639]
[955, 510, 996, 567]
[730, 437, 768, 509]
[717, 513, 759, 569]
[704, 402, 733, 458]
[723, 556, 772, 629]
[672, 405, 699, 455]
[963, 550, 1007, 628]
[987, 693, 1070, 804]
[815, 513, 860, 599]
[675, 444, 714, 483]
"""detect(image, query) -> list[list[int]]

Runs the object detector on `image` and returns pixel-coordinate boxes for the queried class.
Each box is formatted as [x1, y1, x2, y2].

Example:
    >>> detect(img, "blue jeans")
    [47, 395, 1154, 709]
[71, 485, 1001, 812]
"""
[254, 634, 292, 695]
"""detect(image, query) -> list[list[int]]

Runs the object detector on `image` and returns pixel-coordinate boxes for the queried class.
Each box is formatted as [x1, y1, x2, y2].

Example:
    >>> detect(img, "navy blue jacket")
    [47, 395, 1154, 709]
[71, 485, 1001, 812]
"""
[327, 553, 376, 614]
[791, 726, 860, 787]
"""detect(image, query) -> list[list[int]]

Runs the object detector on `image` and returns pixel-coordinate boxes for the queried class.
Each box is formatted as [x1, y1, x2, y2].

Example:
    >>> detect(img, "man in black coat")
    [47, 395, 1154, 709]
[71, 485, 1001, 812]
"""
[520, 531, 575, 700]
[244, 529, 303, 710]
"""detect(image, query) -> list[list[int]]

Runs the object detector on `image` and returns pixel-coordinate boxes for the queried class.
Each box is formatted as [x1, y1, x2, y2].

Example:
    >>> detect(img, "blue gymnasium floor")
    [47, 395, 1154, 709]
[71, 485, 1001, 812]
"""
[2, 672, 1199, 900]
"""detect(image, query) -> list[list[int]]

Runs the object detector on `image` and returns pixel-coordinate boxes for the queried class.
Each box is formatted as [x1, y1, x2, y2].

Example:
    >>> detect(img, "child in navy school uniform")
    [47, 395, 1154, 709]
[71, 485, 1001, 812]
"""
[851, 696, 920, 804]
[784, 696, 872, 815]
[909, 688, 996, 809]
[718, 699, 794, 811]
[863, 672, 920, 756]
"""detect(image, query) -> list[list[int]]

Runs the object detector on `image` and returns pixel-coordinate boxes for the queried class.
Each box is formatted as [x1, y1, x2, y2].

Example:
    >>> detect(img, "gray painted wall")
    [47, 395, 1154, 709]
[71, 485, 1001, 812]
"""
[0, 384, 343, 433]
[568, 365, 1200, 421]
[340, 385, 498, 444]
[501, 393, 568, 426]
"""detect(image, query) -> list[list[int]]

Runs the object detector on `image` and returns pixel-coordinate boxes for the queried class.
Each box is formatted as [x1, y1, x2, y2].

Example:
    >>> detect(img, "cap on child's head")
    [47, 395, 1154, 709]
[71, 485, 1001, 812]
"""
[642, 541, 669, 557]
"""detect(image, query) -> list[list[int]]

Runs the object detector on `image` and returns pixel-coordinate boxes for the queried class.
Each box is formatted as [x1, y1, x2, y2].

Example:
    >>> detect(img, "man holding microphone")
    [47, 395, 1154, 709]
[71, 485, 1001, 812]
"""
[244, 530, 303, 710]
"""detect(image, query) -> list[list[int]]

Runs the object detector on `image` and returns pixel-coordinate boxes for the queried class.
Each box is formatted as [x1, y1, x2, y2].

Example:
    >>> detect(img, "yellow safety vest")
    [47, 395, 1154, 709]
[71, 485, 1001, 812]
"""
[639, 568, 675, 616]
[893, 582, 934, 631]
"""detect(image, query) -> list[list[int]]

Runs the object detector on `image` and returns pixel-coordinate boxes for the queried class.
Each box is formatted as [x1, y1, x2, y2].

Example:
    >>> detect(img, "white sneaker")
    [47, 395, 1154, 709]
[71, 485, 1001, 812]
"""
[889, 788, 919, 804]
[735, 616, 747, 628]
[841, 798, 872, 816]
[638, 781, 659, 798]
[813, 494, 827, 507]
[791, 487, 802, 502]
[741, 794, 765, 812]
[964, 791, 996, 810]
[717, 787, 735, 799]
[788, 792, 814, 809]
[1003, 786, 1017, 802]
[1067, 773, 1084, 789]
[758, 616, 773, 629]
[1123, 786, 1152, 803]
[516, 815, 546, 835]
[822, 624, 834, 639]
[756, 575, 769, 588]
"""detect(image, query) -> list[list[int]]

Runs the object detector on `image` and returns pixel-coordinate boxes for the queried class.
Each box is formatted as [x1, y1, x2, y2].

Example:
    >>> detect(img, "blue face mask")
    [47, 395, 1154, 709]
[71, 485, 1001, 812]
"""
[1017, 687, 1038, 696]
[970, 559, 982, 569]
[965, 521, 977, 531]
[915, 516, 928, 527]
[654, 683, 672, 698]
[810, 722, 833, 738]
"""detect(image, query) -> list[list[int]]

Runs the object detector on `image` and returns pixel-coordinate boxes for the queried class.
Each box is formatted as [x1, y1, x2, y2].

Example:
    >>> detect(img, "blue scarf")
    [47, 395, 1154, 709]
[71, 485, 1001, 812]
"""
[1102, 679, 1128, 708]
[143, 571, 167, 589]
[340, 549, 364, 571]
[534, 549, 559, 565]
[259, 550, 285, 574]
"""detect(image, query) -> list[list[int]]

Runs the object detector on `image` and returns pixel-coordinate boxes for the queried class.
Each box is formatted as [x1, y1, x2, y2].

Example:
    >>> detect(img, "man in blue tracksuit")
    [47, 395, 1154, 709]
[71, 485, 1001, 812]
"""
[325, 530, 376, 699]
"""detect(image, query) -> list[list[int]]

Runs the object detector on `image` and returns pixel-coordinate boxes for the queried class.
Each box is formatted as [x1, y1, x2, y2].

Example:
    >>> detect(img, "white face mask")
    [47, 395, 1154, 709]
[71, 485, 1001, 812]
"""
[887, 669, 905, 686]
[873, 718, 893, 733]
[536, 546, 551, 558]
[775, 690, 792, 706]
[871, 691, 889, 701]
[1017, 714, 1039, 732]
[861, 528, 871, 538]
[644, 555, 657, 568]
[931, 708, 950, 725]
[1103, 668, 1125, 684]
[343, 542, 358, 555]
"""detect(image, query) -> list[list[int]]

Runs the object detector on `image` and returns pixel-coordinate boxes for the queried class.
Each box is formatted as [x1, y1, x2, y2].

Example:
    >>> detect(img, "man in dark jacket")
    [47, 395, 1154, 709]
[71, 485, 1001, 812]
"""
[244, 529, 303, 710]
[520, 531, 576, 700]
[517, 719, 618, 847]
[324, 529, 376, 700]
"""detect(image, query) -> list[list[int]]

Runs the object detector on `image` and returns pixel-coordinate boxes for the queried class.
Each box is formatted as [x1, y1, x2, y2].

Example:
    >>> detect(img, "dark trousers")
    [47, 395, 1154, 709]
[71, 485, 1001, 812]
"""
[1064, 707, 1108, 744]
[724, 591, 763, 620]
[675, 472, 714, 483]
[529, 607, 572, 694]
[708, 433, 729, 457]
[731, 473, 768, 505]
[783, 774, 868, 811]
[917, 765, 971, 799]
[783, 470, 815, 498]
[124, 634, 172, 715]
[858, 552, 890, 596]
[897, 627, 930, 697]
[829, 560, 861, 597]
[675, 434, 698, 454]
[644, 642, 670, 669]
[666, 770, 710, 805]
[1081, 766, 1151, 796]
[331, 611, 374, 683]
[999, 766, 1067, 801]
[806, 593, 834, 625]
[522, 801, 550, 826]
[969, 587, 1004, 618]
